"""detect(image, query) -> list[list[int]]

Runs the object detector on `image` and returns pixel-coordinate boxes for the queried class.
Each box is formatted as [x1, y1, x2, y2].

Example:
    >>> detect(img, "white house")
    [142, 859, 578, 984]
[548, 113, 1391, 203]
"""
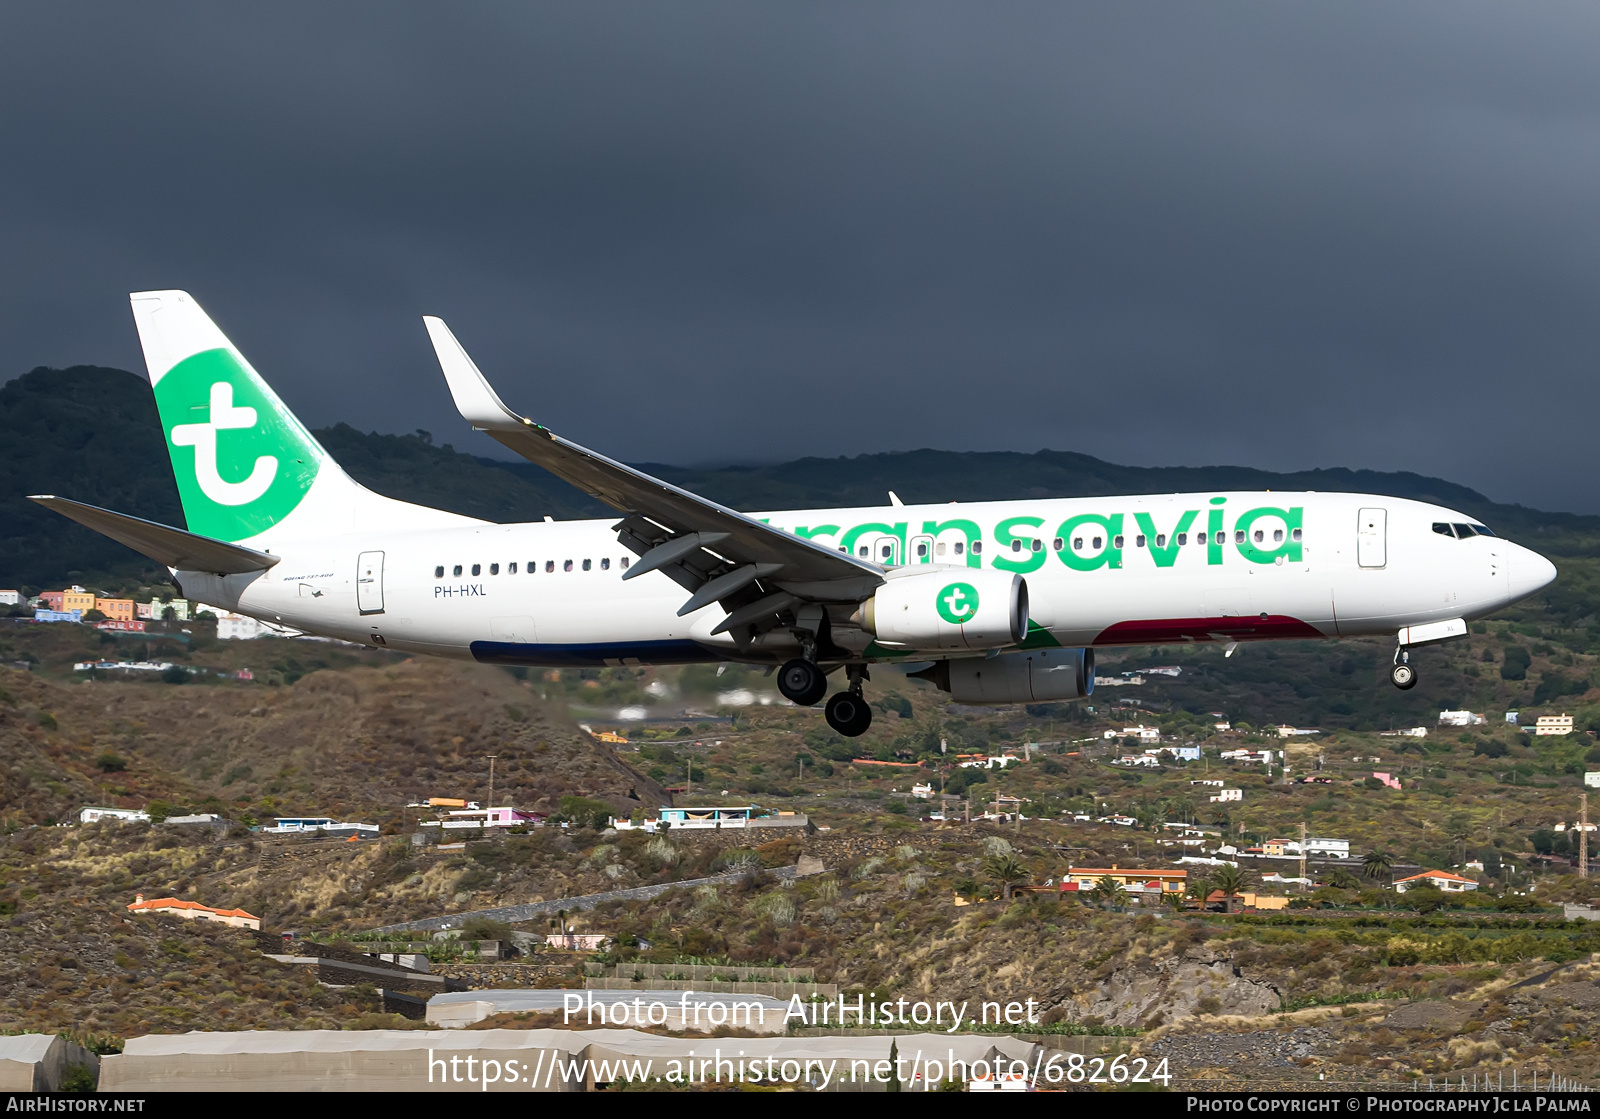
[1102, 725, 1161, 742]
[910, 783, 934, 800]
[1162, 746, 1202, 761]
[79, 806, 150, 824]
[1305, 837, 1350, 859]
[0, 590, 21, 606]
[1208, 788, 1243, 803]
[1395, 870, 1479, 894]
[260, 816, 379, 837]
[1113, 754, 1161, 768]
[213, 611, 265, 641]
[1275, 726, 1321, 738]
[1379, 727, 1428, 738]
[1536, 714, 1575, 736]
[1438, 710, 1486, 727]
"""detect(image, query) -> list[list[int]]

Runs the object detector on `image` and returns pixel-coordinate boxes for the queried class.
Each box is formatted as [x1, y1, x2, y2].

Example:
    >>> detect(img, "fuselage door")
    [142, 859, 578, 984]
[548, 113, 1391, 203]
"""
[1357, 508, 1387, 569]
[357, 551, 385, 615]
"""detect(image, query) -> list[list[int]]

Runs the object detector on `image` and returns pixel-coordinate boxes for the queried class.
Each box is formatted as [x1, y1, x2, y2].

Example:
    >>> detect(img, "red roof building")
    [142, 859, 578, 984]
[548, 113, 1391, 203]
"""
[127, 894, 261, 929]
[1394, 870, 1479, 894]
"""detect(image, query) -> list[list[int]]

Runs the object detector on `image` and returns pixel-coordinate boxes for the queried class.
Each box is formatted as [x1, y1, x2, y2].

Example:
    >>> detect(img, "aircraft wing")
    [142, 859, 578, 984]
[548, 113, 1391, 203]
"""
[423, 318, 884, 630]
[28, 496, 280, 575]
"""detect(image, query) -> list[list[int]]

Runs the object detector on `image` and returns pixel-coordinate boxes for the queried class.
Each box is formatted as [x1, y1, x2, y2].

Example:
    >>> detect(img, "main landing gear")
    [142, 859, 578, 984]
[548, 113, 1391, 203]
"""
[1391, 648, 1418, 690]
[777, 658, 874, 737]
[825, 665, 873, 738]
[777, 658, 828, 707]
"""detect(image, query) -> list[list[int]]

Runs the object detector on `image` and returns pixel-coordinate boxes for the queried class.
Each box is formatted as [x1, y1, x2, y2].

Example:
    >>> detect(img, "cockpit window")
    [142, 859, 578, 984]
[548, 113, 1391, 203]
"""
[1434, 521, 1497, 539]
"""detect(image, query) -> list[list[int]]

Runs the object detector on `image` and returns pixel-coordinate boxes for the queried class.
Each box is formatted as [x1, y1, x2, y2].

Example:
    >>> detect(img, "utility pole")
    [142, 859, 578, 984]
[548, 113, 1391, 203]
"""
[1582, 792, 1590, 880]
[1299, 820, 1308, 892]
[485, 754, 498, 813]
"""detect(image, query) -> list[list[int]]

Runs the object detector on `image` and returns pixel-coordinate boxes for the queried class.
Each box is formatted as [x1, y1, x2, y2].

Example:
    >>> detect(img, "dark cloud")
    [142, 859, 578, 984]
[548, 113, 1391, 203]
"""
[3, 3, 1599, 509]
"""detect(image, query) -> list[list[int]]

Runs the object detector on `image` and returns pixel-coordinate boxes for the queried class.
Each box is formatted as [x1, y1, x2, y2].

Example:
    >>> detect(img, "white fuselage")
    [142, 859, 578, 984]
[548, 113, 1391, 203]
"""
[179, 490, 1555, 667]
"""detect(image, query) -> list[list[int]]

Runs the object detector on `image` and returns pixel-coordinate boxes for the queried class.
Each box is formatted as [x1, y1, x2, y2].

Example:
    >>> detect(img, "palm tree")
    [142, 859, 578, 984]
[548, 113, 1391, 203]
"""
[1160, 888, 1188, 915]
[1326, 868, 1362, 891]
[1185, 877, 1211, 904]
[1210, 863, 1247, 912]
[1362, 849, 1394, 884]
[1089, 876, 1130, 911]
[985, 853, 1030, 900]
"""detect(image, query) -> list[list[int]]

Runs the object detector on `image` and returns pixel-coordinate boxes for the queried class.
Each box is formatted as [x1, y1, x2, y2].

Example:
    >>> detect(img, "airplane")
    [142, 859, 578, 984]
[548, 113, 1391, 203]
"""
[31, 291, 1558, 738]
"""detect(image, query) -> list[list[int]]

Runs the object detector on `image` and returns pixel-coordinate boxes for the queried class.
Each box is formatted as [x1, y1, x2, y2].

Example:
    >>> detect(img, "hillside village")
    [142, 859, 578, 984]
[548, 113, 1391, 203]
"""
[3, 587, 1600, 1089]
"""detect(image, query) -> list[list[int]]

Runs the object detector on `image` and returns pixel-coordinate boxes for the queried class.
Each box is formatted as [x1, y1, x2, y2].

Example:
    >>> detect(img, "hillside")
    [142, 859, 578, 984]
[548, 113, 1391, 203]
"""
[0, 649, 666, 832]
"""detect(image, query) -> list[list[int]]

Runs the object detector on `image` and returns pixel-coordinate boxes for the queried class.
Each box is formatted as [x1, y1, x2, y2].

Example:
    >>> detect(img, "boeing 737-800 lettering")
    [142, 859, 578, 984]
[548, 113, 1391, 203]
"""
[31, 291, 1558, 738]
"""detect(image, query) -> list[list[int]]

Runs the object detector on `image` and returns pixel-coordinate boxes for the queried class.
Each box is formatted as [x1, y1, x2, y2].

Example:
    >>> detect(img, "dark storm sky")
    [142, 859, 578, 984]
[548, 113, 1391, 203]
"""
[4, 4, 1600, 510]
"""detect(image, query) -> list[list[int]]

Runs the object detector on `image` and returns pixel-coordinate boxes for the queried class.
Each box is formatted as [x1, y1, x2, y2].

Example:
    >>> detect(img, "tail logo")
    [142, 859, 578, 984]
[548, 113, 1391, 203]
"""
[153, 348, 322, 542]
[170, 382, 278, 506]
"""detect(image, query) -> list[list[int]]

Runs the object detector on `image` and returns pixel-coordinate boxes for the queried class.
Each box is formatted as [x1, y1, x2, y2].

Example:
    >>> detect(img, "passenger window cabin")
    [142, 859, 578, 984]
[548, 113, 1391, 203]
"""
[435, 565, 444, 578]
[471, 564, 481, 576]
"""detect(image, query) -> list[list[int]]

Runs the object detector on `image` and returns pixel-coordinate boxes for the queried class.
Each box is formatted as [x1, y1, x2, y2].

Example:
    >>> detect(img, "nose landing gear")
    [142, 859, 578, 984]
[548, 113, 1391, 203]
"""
[1391, 649, 1418, 690]
[824, 664, 874, 737]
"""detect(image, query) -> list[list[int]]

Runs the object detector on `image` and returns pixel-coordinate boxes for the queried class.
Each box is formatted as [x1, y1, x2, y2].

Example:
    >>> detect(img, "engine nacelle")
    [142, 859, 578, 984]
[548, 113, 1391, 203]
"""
[915, 647, 1095, 705]
[855, 569, 1027, 651]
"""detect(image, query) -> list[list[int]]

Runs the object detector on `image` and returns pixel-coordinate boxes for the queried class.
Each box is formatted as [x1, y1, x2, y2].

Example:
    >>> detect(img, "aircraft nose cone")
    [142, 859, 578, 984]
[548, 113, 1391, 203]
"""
[1509, 545, 1557, 600]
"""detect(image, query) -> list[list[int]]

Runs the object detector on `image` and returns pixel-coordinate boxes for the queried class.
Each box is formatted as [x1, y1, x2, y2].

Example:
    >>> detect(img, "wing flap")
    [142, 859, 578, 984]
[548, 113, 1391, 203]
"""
[29, 496, 280, 575]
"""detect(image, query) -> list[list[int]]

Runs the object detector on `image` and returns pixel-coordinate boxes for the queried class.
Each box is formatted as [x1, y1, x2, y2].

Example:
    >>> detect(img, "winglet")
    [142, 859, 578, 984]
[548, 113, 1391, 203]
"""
[422, 317, 526, 432]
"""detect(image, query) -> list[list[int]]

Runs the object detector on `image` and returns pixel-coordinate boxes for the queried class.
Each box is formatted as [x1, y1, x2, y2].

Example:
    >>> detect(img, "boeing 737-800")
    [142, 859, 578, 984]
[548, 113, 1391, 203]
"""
[31, 291, 1558, 738]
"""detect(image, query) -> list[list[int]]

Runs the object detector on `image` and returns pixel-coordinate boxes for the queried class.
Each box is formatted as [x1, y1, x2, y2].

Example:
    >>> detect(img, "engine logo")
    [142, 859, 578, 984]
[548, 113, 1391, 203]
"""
[936, 582, 979, 624]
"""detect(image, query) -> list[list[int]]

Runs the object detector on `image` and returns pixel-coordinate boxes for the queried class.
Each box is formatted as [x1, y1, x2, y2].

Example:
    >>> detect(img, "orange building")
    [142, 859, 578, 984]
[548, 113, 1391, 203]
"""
[127, 894, 261, 930]
[95, 598, 135, 621]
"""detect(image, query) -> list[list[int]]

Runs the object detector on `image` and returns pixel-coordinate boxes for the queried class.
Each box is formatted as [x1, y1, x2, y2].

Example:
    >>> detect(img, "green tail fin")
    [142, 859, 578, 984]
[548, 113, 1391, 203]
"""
[129, 290, 326, 543]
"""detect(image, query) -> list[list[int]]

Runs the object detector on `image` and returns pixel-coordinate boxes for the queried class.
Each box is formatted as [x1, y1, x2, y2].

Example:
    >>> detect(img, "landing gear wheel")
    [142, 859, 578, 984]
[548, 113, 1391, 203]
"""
[1390, 662, 1417, 690]
[825, 691, 874, 737]
[777, 658, 828, 706]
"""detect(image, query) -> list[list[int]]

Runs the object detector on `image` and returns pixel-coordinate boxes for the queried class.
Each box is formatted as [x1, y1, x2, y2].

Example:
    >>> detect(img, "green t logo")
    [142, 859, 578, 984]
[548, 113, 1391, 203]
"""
[937, 581, 979, 624]
[171, 381, 278, 505]
[152, 348, 322, 541]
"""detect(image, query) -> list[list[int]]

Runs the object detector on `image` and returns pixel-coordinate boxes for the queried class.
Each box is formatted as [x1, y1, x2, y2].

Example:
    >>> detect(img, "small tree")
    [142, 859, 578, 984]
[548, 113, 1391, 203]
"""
[1362, 849, 1394, 884]
[1210, 864, 1247, 913]
[984, 853, 1030, 900]
[1090, 876, 1129, 911]
[1160, 888, 1188, 915]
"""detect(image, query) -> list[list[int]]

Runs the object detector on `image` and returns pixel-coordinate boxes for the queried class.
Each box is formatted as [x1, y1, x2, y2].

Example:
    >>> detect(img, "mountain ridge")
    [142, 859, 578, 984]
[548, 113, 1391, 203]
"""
[4, 364, 1597, 589]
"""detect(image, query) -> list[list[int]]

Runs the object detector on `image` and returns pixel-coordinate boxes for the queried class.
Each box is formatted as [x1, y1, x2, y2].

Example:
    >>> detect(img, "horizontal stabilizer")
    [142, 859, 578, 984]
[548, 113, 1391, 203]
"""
[28, 496, 280, 575]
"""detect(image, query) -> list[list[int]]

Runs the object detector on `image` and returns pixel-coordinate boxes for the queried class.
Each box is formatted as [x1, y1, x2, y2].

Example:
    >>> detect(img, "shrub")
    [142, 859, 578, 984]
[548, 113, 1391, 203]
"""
[1473, 740, 1508, 758]
[95, 752, 127, 773]
[753, 892, 795, 926]
[1500, 647, 1531, 681]
[460, 916, 514, 943]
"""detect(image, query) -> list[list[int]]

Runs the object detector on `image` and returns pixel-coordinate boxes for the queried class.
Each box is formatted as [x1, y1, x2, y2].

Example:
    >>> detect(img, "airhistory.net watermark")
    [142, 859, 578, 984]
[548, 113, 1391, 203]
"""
[560, 989, 1042, 1032]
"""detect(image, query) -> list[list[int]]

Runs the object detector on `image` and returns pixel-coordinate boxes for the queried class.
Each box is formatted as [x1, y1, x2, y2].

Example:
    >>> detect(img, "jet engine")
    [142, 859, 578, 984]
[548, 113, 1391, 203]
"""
[912, 647, 1094, 704]
[853, 569, 1027, 651]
